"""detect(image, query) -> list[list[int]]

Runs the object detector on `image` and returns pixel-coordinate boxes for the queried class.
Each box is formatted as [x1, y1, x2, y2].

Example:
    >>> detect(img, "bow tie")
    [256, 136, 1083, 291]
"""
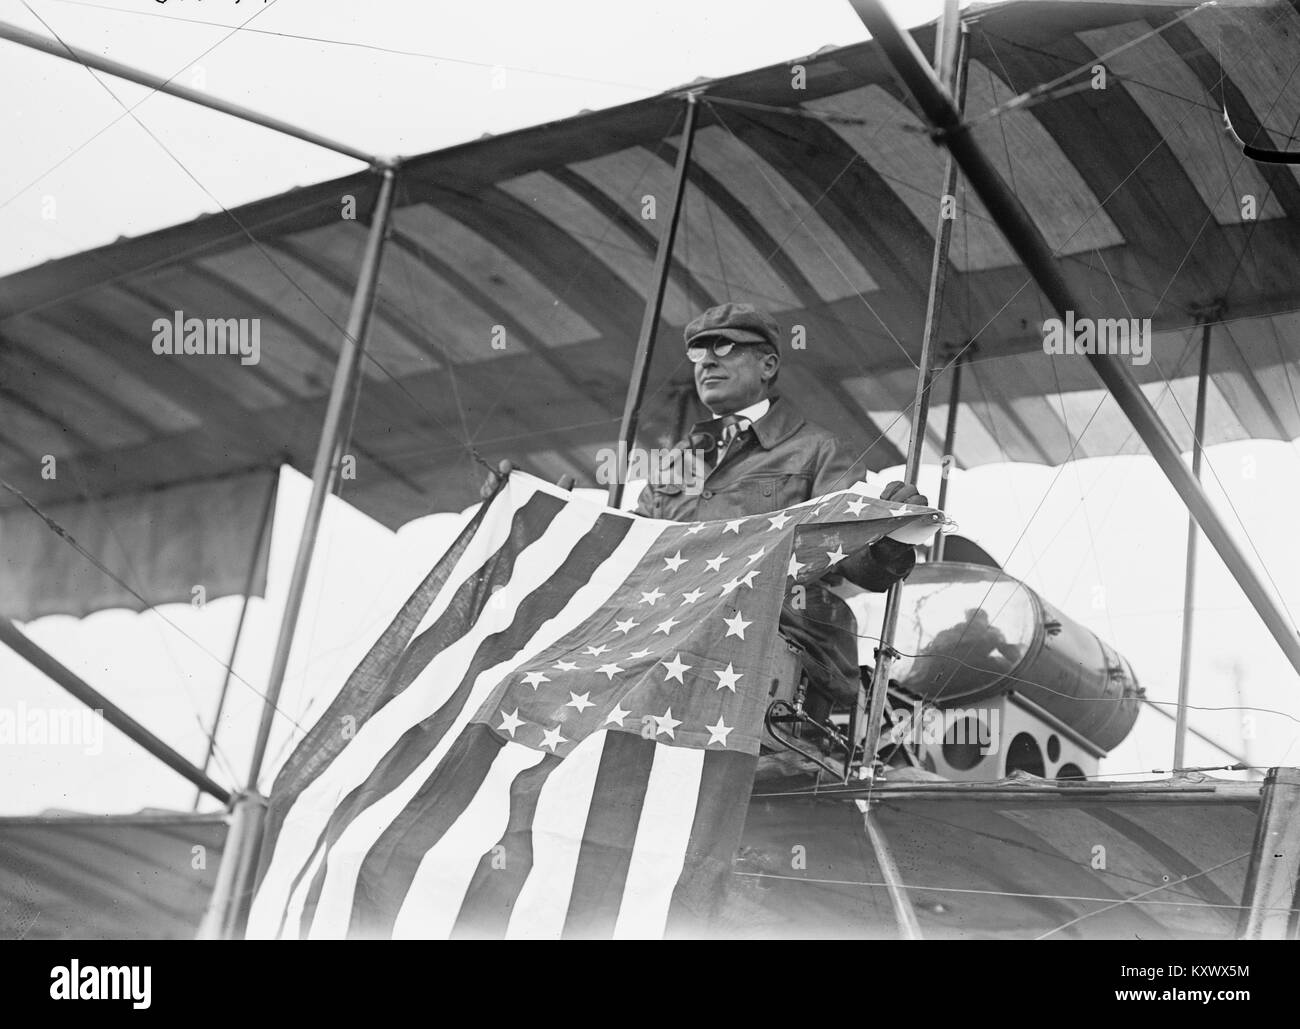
[714, 414, 751, 462]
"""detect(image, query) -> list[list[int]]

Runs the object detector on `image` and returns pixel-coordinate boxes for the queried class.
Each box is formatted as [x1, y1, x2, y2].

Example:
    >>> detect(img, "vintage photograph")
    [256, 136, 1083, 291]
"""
[0, 0, 1297, 953]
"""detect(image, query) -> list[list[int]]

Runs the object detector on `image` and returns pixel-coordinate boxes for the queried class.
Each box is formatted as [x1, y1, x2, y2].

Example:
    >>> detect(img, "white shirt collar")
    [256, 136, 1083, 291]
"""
[729, 398, 770, 424]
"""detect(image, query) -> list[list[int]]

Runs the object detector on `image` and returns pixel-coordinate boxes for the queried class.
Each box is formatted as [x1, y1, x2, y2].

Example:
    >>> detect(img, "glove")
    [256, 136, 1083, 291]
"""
[479, 459, 576, 501]
[479, 459, 512, 501]
[879, 480, 928, 507]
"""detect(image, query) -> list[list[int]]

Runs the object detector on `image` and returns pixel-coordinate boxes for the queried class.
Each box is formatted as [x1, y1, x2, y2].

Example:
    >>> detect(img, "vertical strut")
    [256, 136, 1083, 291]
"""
[931, 348, 965, 562]
[609, 95, 700, 509]
[857, 3, 969, 783]
[1173, 319, 1213, 768]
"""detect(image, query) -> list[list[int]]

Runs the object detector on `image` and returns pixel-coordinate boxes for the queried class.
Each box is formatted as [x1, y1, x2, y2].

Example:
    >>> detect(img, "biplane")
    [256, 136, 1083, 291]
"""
[1, 0, 1299, 939]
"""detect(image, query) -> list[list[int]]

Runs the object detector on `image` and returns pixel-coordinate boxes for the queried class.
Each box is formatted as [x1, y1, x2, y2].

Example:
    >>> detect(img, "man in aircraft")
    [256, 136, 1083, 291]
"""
[482, 302, 926, 712]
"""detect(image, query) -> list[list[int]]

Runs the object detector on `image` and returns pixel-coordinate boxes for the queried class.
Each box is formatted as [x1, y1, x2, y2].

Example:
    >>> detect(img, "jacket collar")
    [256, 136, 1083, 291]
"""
[690, 394, 805, 452]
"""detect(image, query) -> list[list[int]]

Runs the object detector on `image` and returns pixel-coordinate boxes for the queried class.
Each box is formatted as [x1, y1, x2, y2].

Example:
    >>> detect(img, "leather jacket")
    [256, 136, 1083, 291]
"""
[633, 395, 915, 700]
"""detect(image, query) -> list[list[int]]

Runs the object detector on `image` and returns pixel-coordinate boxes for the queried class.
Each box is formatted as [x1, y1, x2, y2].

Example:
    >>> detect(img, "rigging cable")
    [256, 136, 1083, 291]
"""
[0, 474, 310, 742]
[0, 0, 287, 213]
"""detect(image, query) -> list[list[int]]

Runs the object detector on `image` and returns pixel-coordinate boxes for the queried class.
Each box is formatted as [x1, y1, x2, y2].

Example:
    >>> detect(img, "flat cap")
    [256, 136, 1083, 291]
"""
[683, 302, 780, 350]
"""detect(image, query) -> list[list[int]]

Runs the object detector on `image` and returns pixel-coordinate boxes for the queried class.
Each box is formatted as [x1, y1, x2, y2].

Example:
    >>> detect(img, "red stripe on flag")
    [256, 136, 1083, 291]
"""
[449, 753, 561, 938]
[665, 747, 759, 937]
[561, 731, 657, 939]
[345, 724, 506, 938]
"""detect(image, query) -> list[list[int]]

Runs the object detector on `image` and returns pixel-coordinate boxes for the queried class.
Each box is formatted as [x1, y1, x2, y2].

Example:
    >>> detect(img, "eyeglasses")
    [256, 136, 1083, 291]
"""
[686, 339, 766, 363]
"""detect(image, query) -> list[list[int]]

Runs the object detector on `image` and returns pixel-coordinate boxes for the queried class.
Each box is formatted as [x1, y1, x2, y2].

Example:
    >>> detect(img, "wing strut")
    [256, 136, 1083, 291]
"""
[0, 617, 230, 803]
[850, 0, 1300, 689]
[608, 93, 701, 509]
[0, 20, 390, 168]
[857, 0, 969, 784]
[1173, 316, 1215, 769]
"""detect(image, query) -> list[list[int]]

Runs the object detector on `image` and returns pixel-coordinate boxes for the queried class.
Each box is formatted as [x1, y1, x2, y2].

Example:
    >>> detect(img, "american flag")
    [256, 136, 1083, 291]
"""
[246, 472, 941, 939]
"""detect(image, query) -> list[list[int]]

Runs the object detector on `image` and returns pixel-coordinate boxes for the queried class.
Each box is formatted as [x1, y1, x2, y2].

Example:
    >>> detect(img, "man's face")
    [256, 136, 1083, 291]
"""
[692, 339, 777, 416]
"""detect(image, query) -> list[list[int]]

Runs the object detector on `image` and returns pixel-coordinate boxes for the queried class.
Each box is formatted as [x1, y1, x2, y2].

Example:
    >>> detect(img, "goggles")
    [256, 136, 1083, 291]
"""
[686, 338, 767, 363]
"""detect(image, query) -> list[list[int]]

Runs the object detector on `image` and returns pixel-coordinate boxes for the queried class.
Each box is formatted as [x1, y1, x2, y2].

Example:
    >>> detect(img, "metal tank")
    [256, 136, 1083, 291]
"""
[888, 562, 1142, 752]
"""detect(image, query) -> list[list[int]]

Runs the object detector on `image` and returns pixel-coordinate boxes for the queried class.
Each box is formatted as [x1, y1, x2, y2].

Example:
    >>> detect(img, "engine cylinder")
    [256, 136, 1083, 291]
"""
[889, 562, 1142, 752]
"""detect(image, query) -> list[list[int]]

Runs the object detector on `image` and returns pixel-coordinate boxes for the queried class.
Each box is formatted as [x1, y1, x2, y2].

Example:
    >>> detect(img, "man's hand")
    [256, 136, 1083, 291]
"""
[879, 480, 928, 507]
[479, 459, 575, 501]
[479, 458, 513, 501]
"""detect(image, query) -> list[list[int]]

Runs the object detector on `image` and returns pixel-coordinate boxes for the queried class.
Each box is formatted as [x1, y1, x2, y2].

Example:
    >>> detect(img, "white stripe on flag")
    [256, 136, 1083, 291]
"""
[260, 510, 666, 939]
[408, 473, 550, 640]
[504, 729, 609, 940]
[612, 743, 705, 939]
[246, 478, 542, 938]
[277, 842, 326, 941]
[248, 488, 597, 936]
[391, 742, 545, 939]
[300, 499, 608, 938]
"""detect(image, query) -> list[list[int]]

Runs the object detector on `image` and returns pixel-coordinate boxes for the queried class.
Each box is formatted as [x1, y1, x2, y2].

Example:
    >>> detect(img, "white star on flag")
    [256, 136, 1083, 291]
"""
[720, 576, 741, 596]
[846, 496, 868, 516]
[640, 587, 664, 606]
[552, 660, 578, 672]
[739, 569, 759, 588]
[788, 554, 805, 578]
[584, 643, 609, 656]
[684, 523, 705, 534]
[603, 703, 631, 727]
[539, 725, 567, 752]
[767, 511, 791, 530]
[596, 662, 624, 680]
[724, 518, 746, 534]
[663, 551, 687, 572]
[497, 708, 524, 738]
[653, 707, 682, 739]
[745, 547, 765, 564]
[714, 663, 742, 692]
[661, 653, 691, 683]
[566, 691, 594, 713]
[706, 716, 733, 747]
[521, 671, 550, 689]
[655, 616, 680, 635]
[723, 611, 751, 640]
[613, 618, 638, 635]
[628, 648, 653, 659]
[681, 588, 705, 604]
[704, 553, 729, 572]
[826, 545, 847, 565]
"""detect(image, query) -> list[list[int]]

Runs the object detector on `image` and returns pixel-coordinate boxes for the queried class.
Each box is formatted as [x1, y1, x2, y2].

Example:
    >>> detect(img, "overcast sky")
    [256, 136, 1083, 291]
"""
[2, 0, 1298, 815]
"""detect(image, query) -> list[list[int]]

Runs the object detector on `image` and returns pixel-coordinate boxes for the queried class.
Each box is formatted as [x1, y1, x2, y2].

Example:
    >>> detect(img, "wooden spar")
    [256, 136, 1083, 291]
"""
[857, 1, 968, 784]
[1237, 767, 1300, 939]
[193, 169, 398, 939]
[0, 616, 230, 803]
[608, 94, 699, 509]
[851, 0, 1300, 682]
[194, 791, 267, 940]
[931, 347, 965, 562]
[864, 808, 924, 939]
[247, 168, 397, 791]
[1173, 319, 1213, 769]
[0, 20, 388, 167]
[192, 469, 278, 811]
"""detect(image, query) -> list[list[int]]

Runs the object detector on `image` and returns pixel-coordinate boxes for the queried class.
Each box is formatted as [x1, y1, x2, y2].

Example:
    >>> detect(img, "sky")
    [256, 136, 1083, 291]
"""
[1, 0, 1299, 816]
